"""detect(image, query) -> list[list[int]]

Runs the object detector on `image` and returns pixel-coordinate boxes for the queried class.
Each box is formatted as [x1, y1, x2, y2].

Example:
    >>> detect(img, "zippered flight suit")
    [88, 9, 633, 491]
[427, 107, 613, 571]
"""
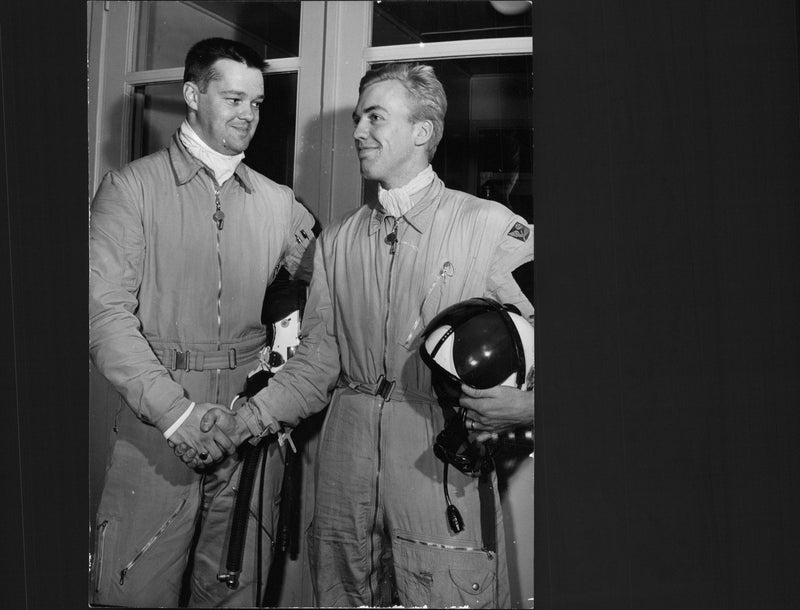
[239, 174, 533, 608]
[89, 133, 315, 607]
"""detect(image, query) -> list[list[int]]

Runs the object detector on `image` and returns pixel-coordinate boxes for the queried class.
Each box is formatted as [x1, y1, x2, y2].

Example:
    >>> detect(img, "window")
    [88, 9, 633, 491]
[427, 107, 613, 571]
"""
[372, 0, 532, 45]
[130, 1, 301, 184]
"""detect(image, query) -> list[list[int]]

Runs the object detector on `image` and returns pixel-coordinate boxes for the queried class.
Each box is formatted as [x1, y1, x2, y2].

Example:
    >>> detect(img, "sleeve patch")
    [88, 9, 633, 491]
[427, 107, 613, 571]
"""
[508, 222, 530, 242]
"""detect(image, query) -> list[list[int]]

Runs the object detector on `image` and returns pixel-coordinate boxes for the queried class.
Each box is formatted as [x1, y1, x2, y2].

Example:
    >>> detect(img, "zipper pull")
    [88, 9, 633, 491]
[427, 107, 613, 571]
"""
[119, 568, 128, 585]
[213, 190, 224, 230]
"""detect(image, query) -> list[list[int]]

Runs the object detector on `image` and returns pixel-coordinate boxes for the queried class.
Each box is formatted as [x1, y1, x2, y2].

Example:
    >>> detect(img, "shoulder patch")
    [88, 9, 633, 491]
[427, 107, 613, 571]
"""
[507, 222, 530, 242]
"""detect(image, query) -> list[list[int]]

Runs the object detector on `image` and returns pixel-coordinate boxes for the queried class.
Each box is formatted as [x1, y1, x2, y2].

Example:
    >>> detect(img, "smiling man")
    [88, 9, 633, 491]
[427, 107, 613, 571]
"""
[89, 38, 315, 607]
[197, 62, 534, 608]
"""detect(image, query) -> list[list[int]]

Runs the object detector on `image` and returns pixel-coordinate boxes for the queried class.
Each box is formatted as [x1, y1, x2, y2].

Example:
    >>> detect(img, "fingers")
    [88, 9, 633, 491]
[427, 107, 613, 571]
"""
[464, 416, 485, 432]
[199, 409, 218, 433]
[476, 430, 499, 443]
[460, 383, 486, 398]
[212, 428, 238, 455]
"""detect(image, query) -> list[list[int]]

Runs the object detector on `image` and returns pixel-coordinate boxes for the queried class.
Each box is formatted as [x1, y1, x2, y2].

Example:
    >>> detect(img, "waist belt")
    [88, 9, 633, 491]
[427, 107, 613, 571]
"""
[338, 373, 433, 403]
[152, 336, 265, 371]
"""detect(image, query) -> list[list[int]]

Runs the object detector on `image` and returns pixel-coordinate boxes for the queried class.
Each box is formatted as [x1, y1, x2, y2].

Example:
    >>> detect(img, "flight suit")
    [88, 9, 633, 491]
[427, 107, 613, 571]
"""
[89, 133, 315, 607]
[240, 174, 533, 608]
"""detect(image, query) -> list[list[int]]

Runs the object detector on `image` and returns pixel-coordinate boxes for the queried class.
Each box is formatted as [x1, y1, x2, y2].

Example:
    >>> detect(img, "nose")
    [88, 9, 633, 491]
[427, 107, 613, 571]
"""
[239, 103, 256, 122]
[353, 118, 368, 141]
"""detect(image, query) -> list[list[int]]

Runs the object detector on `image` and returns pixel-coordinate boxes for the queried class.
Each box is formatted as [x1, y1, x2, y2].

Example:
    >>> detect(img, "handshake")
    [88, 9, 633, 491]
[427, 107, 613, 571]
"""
[166, 402, 250, 470]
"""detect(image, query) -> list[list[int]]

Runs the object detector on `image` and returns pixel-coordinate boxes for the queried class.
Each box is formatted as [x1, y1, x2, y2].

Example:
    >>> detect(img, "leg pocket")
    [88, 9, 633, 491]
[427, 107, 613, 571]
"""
[393, 530, 498, 608]
[92, 497, 193, 607]
[90, 515, 118, 602]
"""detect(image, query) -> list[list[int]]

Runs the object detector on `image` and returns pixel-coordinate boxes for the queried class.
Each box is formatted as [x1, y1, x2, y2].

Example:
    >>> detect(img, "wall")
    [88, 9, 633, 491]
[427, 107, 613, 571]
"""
[533, 1, 800, 608]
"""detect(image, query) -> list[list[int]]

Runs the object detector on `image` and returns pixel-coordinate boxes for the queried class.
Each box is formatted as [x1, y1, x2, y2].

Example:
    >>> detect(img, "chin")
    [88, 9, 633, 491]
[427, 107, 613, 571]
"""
[359, 164, 382, 183]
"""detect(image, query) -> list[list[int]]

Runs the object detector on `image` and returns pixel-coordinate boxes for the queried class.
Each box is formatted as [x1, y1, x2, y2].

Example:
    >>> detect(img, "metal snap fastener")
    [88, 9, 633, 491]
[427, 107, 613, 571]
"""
[471, 583, 480, 591]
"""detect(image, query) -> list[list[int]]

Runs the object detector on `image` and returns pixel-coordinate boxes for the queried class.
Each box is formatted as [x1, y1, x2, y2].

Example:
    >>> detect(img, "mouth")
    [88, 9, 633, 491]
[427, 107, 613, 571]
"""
[230, 124, 251, 136]
[357, 146, 379, 160]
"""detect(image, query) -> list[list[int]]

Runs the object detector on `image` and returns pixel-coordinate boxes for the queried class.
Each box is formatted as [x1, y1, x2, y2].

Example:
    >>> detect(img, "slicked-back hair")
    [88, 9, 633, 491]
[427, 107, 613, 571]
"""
[359, 62, 448, 161]
[183, 37, 264, 92]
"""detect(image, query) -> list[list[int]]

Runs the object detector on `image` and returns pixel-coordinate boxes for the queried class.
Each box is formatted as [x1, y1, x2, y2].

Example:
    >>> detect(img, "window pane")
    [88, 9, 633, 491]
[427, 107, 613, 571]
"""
[372, 0, 532, 46]
[135, 1, 300, 71]
[131, 73, 297, 186]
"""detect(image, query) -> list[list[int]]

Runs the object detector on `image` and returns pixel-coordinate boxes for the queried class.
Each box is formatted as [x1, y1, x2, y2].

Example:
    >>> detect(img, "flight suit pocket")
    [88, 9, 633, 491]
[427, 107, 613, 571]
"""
[90, 515, 118, 599]
[393, 530, 497, 608]
[400, 260, 457, 351]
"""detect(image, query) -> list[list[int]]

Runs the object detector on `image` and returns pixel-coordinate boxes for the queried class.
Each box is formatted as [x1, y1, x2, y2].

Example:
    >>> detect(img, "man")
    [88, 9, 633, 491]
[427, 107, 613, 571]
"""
[200, 62, 533, 607]
[89, 38, 315, 607]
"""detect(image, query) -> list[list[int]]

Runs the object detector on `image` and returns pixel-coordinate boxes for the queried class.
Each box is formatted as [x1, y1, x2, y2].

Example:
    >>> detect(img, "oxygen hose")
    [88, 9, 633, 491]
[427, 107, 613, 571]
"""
[218, 438, 266, 589]
[216, 275, 308, 596]
[275, 442, 300, 554]
[443, 461, 465, 534]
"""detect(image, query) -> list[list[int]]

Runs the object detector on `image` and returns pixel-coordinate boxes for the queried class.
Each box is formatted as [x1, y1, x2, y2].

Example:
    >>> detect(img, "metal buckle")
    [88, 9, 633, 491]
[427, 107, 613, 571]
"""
[374, 374, 396, 401]
[174, 349, 191, 371]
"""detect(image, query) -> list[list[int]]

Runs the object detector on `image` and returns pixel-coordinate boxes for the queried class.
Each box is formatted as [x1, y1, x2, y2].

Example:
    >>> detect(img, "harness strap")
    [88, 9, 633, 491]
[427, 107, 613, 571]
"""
[337, 373, 432, 403]
[152, 335, 265, 371]
[477, 471, 497, 553]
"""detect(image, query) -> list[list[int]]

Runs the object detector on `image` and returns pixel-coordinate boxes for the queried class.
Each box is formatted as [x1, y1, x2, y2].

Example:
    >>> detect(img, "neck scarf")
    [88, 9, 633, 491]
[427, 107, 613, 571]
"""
[377, 165, 435, 218]
[179, 120, 244, 185]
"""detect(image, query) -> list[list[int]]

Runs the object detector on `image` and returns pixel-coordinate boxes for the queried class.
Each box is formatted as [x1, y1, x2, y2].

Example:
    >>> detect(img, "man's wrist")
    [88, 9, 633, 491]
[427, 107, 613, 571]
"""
[237, 400, 278, 441]
[163, 401, 195, 439]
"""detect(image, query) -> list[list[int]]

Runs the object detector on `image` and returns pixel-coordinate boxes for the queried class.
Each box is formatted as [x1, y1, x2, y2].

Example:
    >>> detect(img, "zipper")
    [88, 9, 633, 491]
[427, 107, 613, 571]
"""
[396, 534, 495, 560]
[93, 520, 109, 592]
[382, 217, 399, 372]
[119, 498, 187, 585]
[214, 183, 223, 402]
[367, 217, 399, 605]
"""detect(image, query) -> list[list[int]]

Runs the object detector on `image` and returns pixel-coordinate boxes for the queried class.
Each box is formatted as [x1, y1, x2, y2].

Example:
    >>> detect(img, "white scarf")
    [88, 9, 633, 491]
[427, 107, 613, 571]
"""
[179, 120, 244, 185]
[377, 165, 435, 218]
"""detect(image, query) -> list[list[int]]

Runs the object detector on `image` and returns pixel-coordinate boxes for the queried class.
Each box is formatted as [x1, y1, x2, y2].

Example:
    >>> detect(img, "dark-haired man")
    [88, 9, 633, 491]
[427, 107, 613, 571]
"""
[89, 37, 315, 607]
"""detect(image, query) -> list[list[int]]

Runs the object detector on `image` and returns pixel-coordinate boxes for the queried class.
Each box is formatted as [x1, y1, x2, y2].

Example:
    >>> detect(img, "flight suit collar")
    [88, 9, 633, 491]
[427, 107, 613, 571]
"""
[368, 174, 444, 236]
[168, 131, 254, 194]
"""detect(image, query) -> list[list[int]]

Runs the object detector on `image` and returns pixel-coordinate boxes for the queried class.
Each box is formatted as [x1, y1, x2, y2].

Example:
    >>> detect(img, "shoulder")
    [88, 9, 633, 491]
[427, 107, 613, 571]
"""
[327, 204, 372, 234]
[442, 187, 521, 225]
[98, 149, 171, 195]
[441, 187, 532, 247]
[117, 148, 170, 178]
[241, 164, 295, 202]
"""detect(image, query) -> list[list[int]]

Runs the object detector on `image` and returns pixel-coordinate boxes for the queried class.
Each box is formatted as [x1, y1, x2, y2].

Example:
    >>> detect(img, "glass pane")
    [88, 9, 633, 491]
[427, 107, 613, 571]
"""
[131, 73, 297, 186]
[135, 1, 301, 71]
[372, 0, 532, 46]
[366, 55, 533, 299]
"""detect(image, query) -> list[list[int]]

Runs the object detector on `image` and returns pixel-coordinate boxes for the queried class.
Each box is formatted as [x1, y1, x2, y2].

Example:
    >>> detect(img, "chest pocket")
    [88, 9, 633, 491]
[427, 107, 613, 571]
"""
[399, 259, 458, 352]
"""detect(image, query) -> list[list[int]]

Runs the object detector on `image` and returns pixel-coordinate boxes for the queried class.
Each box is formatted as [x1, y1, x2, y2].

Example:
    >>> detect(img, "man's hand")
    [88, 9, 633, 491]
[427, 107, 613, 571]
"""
[459, 383, 534, 440]
[167, 402, 238, 469]
[199, 407, 250, 447]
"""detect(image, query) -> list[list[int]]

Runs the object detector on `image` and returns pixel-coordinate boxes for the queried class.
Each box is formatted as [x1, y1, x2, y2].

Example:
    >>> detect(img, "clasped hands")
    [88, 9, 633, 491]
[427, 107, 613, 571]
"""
[167, 402, 250, 470]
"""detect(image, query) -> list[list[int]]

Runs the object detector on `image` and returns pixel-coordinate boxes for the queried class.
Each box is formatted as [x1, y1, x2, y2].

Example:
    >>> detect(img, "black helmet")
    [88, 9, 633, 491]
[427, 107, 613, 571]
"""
[420, 297, 534, 406]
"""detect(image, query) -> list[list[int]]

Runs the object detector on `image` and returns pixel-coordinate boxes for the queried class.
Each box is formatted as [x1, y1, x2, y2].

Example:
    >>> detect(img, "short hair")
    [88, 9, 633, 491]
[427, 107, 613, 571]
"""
[183, 38, 264, 92]
[359, 62, 448, 161]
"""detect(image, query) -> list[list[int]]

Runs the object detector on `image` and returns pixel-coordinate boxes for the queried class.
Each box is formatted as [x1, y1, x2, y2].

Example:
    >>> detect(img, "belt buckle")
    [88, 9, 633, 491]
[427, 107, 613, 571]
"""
[174, 349, 191, 371]
[374, 374, 395, 401]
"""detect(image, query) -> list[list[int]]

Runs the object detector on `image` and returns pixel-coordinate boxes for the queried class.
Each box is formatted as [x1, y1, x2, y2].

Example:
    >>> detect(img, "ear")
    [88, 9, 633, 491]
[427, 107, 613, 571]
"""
[414, 119, 434, 147]
[183, 81, 200, 112]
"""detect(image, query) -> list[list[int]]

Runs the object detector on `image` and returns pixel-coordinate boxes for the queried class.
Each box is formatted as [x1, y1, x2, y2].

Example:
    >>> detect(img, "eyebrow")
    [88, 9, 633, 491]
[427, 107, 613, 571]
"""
[352, 104, 388, 121]
[219, 89, 264, 100]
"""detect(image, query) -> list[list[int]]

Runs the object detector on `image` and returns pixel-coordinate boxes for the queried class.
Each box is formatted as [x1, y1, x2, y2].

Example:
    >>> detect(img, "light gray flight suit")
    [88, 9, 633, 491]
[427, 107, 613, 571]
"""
[240, 174, 533, 608]
[89, 133, 315, 607]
